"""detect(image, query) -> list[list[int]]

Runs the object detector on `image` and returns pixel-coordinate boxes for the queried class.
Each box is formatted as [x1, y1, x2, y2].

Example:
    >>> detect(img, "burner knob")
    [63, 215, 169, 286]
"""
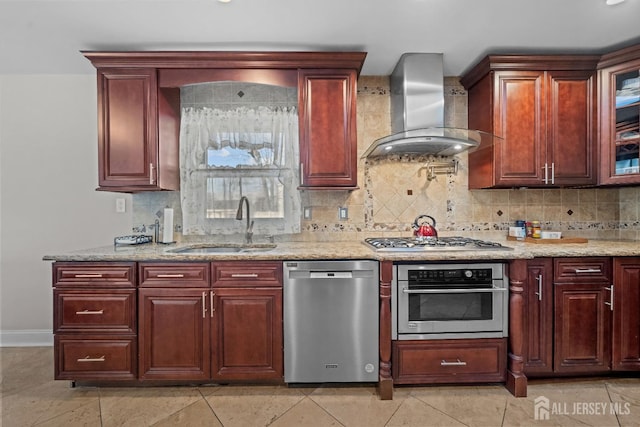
[464, 270, 473, 278]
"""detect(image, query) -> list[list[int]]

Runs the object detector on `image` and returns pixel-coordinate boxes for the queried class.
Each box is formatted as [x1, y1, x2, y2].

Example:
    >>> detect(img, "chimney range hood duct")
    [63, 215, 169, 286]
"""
[362, 53, 497, 158]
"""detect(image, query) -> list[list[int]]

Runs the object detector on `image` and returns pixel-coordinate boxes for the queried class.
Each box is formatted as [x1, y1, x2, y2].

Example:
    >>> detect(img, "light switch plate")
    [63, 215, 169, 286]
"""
[115, 198, 126, 213]
[303, 207, 312, 220]
[338, 207, 348, 220]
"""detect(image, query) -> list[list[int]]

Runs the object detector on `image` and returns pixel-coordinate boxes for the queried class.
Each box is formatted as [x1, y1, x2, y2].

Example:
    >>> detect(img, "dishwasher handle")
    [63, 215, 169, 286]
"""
[309, 271, 353, 279]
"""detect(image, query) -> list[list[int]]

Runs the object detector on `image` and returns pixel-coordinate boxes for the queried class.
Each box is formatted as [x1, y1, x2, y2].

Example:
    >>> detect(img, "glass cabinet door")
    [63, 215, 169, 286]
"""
[599, 45, 640, 185]
[613, 69, 640, 176]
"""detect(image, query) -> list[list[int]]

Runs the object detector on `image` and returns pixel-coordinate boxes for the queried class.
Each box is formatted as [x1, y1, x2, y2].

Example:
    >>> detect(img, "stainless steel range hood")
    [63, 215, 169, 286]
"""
[362, 53, 496, 158]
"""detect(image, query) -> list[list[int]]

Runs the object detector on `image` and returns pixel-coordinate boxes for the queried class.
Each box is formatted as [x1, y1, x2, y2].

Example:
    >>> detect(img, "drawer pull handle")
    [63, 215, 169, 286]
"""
[75, 309, 104, 315]
[77, 355, 105, 362]
[440, 359, 467, 367]
[74, 274, 103, 278]
[231, 273, 259, 278]
[156, 274, 185, 278]
[573, 268, 601, 274]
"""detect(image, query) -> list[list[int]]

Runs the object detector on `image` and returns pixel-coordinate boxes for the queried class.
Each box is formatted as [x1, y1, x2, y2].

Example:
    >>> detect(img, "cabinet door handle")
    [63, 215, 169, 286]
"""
[214, 291, 216, 317]
[542, 163, 548, 184]
[202, 291, 207, 318]
[574, 268, 602, 274]
[156, 274, 185, 278]
[75, 309, 104, 315]
[77, 355, 105, 363]
[440, 359, 467, 367]
[550, 162, 555, 185]
[230, 273, 259, 278]
[535, 275, 543, 301]
[74, 274, 103, 278]
[300, 162, 304, 186]
[150, 163, 156, 185]
[604, 285, 614, 311]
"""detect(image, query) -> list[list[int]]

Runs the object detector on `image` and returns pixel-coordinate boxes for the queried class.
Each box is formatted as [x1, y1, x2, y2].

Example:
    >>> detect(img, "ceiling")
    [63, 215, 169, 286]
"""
[2, 0, 640, 76]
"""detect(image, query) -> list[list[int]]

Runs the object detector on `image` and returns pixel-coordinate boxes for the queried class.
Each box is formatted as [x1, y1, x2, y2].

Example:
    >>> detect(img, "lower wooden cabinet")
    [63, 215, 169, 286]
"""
[612, 257, 640, 370]
[52, 260, 283, 384]
[212, 287, 283, 381]
[523, 258, 553, 374]
[554, 282, 611, 373]
[138, 288, 211, 381]
[524, 257, 640, 377]
[137, 261, 283, 382]
[392, 339, 507, 384]
[54, 335, 137, 380]
[52, 262, 137, 381]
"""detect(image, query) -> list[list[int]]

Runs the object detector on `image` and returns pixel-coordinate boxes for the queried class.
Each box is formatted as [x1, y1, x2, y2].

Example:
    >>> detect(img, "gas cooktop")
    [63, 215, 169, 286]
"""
[363, 236, 513, 252]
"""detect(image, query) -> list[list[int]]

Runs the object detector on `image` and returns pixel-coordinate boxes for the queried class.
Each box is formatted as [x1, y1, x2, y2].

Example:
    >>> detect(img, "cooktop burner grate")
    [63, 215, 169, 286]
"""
[363, 236, 512, 252]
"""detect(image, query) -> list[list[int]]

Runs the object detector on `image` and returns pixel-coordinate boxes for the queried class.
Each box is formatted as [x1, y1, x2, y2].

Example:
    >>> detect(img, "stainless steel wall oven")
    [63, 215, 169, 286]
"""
[392, 263, 508, 340]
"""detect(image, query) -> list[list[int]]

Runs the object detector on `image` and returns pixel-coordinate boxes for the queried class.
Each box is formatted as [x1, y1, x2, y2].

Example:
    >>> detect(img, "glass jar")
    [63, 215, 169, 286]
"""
[532, 221, 541, 238]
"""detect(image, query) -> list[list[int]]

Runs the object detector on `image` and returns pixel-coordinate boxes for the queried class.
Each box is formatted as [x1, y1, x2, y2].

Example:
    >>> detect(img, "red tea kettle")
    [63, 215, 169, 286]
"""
[412, 215, 438, 238]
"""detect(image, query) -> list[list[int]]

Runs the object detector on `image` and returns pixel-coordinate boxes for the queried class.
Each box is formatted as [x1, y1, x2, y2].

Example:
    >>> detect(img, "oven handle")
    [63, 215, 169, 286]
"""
[402, 287, 507, 294]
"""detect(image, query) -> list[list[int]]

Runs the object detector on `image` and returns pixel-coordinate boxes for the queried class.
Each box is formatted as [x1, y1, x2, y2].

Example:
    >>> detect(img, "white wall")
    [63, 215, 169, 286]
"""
[0, 74, 132, 346]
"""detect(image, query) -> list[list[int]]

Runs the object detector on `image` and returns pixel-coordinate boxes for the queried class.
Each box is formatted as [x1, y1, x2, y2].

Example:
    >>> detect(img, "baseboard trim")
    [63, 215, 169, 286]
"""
[0, 329, 53, 347]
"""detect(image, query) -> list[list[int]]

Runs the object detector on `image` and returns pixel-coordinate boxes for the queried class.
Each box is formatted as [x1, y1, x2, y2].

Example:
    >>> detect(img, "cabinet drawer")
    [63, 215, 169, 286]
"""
[53, 262, 136, 288]
[392, 339, 507, 384]
[54, 335, 136, 380]
[212, 261, 282, 287]
[139, 262, 210, 287]
[54, 289, 136, 333]
[554, 258, 611, 283]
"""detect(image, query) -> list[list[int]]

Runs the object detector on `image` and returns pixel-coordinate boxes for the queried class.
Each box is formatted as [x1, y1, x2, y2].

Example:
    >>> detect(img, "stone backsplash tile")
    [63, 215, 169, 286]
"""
[131, 75, 636, 242]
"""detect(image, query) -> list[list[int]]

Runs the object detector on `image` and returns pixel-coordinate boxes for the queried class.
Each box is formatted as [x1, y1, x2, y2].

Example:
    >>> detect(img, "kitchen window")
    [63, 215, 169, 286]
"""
[179, 104, 301, 236]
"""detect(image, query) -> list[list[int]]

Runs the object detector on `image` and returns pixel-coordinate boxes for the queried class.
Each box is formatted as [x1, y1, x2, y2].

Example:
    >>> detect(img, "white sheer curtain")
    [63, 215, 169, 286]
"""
[180, 106, 301, 236]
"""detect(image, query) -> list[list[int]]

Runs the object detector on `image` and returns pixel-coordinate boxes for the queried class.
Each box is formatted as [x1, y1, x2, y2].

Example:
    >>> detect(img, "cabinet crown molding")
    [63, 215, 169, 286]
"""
[82, 51, 367, 74]
[461, 54, 600, 90]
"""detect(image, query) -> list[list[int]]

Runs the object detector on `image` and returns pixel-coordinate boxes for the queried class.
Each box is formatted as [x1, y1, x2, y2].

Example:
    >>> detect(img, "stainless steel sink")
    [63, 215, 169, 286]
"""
[168, 244, 276, 254]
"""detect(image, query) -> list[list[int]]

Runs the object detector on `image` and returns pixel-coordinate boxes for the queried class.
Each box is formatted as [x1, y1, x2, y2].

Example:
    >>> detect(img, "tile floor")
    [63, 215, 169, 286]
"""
[2, 347, 640, 426]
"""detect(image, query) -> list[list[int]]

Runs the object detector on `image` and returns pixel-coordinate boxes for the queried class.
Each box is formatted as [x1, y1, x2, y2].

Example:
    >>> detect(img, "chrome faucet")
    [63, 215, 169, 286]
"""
[236, 196, 254, 244]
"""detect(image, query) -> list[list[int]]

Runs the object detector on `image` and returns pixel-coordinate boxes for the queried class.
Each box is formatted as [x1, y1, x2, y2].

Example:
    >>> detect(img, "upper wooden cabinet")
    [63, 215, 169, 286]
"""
[93, 68, 180, 192]
[83, 51, 366, 193]
[461, 56, 599, 188]
[298, 69, 358, 189]
[598, 44, 640, 185]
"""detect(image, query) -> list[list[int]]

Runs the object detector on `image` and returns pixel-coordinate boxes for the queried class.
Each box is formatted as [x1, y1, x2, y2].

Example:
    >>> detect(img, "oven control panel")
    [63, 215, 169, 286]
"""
[409, 268, 491, 281]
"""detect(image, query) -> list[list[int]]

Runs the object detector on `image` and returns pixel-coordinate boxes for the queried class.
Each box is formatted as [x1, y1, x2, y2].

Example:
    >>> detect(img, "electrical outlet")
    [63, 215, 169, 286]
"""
[338, 207, 348, 220]
[115, 198, 126, 213]
[303, 207, 312, 220]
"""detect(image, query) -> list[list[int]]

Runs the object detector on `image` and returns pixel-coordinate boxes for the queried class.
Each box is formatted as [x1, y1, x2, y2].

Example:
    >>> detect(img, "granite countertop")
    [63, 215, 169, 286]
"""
[42, 238, 640, 262]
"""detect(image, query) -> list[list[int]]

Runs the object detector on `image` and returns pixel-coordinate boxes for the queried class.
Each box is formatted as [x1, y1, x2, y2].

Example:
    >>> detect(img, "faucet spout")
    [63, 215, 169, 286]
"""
[236, 196, 253, 244]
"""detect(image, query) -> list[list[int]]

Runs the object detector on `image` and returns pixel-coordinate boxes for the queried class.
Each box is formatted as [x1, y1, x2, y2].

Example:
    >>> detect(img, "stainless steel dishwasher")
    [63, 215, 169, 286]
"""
[283, 260, 379, 383]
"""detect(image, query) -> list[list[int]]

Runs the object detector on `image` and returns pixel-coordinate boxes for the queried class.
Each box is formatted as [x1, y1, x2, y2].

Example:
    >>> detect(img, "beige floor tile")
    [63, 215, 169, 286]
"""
[503, 381, 620, 427]
[308, 385, 408, 427]
[1, 346, 54, 398]
[270, 397, 342, 427]
[606, 379, 640, 427]
[203, 385, 306, 427]
[34, 400, 102, 427]
[99, 386, 203, 427]
[409, 384, 509, 427]
[151, 399, 222, 427]
[385, 395, 466, 427]
[6, 347, 640, 427]
[1, 380, 100, 426]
